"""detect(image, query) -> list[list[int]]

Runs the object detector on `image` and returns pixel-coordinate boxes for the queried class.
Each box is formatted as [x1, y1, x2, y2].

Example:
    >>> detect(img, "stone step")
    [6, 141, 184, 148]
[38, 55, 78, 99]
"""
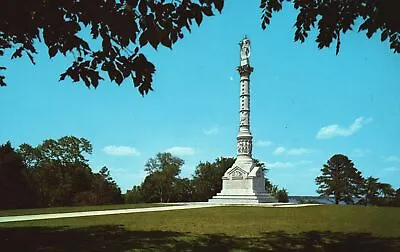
[209, 194, 277, 204]
[213, 195, 271, 199]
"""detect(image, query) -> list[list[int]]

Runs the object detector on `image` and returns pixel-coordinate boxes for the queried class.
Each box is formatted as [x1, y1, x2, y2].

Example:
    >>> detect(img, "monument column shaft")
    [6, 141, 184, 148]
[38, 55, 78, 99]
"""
[236, 39, 254, 159]
[239, 75, 250, 131]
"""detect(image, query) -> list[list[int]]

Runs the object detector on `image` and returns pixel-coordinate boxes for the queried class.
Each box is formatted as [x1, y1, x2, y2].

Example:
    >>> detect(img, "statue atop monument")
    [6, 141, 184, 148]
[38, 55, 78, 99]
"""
[240, 36, 251, 60]
[239, 36, 251, 66]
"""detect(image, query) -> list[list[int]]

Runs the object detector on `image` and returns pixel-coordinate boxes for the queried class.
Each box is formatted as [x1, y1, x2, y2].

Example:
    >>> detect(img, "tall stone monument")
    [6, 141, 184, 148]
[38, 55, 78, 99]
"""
[209, 36, 275, 204]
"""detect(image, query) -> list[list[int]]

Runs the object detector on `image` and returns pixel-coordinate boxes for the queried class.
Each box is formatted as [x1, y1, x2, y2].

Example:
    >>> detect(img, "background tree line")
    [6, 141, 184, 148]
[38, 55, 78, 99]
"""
[316, 154, 400, 207]
[3, 136, 398, 209]
[125, 152, 289, 204]
[0, 137, 287, 210]
[0, 137, 123, 209]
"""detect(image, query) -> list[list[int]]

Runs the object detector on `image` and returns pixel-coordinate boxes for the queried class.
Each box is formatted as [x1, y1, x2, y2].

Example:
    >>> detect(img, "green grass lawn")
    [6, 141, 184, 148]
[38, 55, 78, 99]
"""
[0, 203, 169, 217]
[1, 205, 399, 251]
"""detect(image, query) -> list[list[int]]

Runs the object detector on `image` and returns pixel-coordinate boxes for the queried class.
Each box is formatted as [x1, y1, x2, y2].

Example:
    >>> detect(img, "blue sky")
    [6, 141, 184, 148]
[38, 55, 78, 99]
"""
[1, 2, 399, 195]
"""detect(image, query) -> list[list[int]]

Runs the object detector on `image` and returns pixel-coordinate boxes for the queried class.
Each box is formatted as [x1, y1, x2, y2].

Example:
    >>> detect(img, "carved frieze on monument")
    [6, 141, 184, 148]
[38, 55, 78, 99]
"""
[231, 170, 243, 179]
[237, 138, 252, 155]
[237, 65, 253, 75]
[240, 111, 249, 126]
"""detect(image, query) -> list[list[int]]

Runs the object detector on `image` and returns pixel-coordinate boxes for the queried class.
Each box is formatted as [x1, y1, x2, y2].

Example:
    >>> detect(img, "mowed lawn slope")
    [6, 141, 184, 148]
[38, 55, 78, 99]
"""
[1, 205, 399, 251]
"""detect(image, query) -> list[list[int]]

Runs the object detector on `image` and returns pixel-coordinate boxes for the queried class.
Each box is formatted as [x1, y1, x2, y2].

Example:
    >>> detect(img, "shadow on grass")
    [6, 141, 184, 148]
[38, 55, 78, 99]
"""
[1, 225, 399, 251]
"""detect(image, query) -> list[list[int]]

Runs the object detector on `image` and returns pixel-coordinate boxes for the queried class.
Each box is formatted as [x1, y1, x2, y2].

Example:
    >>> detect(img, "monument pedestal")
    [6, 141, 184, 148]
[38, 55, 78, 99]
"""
[209, 157, 276, 204]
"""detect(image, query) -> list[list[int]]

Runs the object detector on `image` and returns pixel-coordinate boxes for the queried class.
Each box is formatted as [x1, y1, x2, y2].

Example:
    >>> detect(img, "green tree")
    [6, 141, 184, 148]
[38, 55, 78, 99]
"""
[18, 136, 93, 207]
[141, 172, 163, 202]
[265, 177, 289, 202]
[141, 152, 184, 203]
[394, 188, 400, 207]
[86, 166, 123, 205]
[0, 0, 223, 93]
[378, 183, 395, 198]
[276, 188, 289, 203]
[316, 154, 364, 204]
[171, 178, 194, 202]
[265, 178, 278, 195]
[261, 0, 400, 55]
[374, 183, 395, 206]
[359, 178, 399, 207]
[395, 188, 400, 199]
[0, 142, 34, 209]
[125, 185, 143, 204]
[363, 176, 380, 206]
[192, 157, 235, 201]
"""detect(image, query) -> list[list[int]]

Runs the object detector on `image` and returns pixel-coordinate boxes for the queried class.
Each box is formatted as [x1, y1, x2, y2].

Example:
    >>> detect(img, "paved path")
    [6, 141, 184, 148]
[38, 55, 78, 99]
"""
[0, 203, 321, 223]
[0, 204, 220, 223]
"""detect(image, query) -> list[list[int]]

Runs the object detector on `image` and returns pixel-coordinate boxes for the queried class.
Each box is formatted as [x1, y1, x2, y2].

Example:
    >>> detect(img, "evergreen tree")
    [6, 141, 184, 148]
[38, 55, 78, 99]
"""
[316, 154, 364, 204]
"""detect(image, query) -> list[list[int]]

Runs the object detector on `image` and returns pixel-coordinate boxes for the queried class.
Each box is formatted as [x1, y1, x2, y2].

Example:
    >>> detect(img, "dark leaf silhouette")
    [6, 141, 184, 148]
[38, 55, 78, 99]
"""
[0, 0, 223, 95]
[3, 0, 398, 94]
[261, 0, 400, 54]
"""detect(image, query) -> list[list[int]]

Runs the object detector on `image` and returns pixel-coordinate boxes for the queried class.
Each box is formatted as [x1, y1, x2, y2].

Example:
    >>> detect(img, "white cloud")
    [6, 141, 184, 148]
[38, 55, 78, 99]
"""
[266, 161, 294, 168]
[165, 146, 195, 156]
[316, 116, 373, 139]
[273, 146, 313, 156]
[286, 148, 313, 156]
[384, 156, 400, 162]
[203, 126, 219, 135]
[351, 148, 372, 158]
[103, 145, 140, 156]
[266, 160, 312, 169]
[273, 146, 286, 155]
[383, 167, 399, 172]
[255, 140, 273, 147]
